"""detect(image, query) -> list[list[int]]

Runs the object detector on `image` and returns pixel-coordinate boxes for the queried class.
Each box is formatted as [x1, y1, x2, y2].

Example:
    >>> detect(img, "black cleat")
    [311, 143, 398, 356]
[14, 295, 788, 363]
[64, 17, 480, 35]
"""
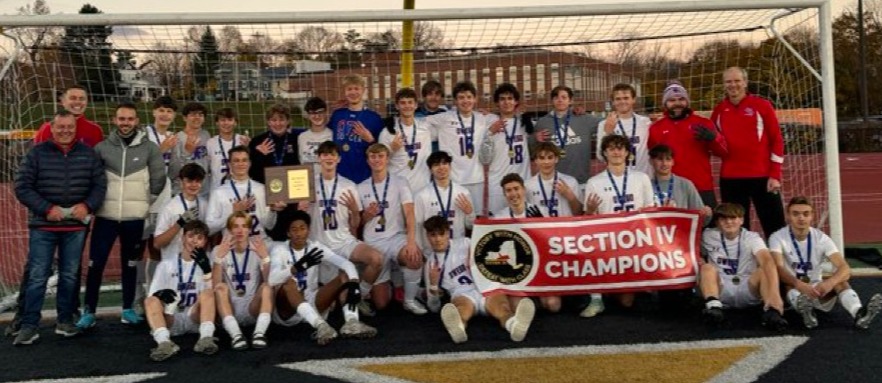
[762, 309, 788, 331]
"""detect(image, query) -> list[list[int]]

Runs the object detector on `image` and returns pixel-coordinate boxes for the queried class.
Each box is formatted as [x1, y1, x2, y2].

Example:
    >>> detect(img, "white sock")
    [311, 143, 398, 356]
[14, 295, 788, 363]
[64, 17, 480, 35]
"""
[254, 313, 271, 335]
[343, 304, 359, 322]
[839, 288, 862, 317]
[504, 317, 515, 333]
[152, 327, 170, 345]
[787, 288, 801, 307]
[296, 302, 321, 328]
[402, 267, 422, 303]
[360, 280, 373, 297]
[199, 321, 215, 338]
[591, 293, 602, 303]
[222, 315, 242, 338]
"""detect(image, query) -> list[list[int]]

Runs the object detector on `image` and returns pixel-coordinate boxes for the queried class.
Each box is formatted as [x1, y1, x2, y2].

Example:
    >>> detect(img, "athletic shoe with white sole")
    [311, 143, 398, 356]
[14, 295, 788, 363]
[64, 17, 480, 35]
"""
[855, 293, 882, 330]
[441, 303, 467, 344]
[231, 334, 248, 350]
[55, 322, 81, 337]
[313, 322, 338, 346]
[403, 300, 428, 315]
[12, 327, 39, 346]
[194, 337, 219, 355]
[794, 294, 819, 329]
[579, 298, 605, 318]
[340, 319, 377, 339]
[509, 299, 536, 342]
[251, 333, 267, 349]
[150, 341, 180, 362]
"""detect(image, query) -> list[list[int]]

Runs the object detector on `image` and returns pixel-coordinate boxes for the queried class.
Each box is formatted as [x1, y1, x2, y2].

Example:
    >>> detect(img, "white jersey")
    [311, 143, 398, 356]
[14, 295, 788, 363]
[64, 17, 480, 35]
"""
[493, 203, 550, 219]
[596, 114, 653, 176]
[297, 128, 333, 174]
[357, 174, 414, 243]
[702, 228, 768, 278]
[309, 173, 361, 251]
[425, 111, 492, 185]
[153, 194, 208, 261]
[414, 180, 474, 249]
[145, 125, 173, 214]
[213, 245, 265, 297]
[205, 179, 276, 241]
[206, 134, 247, 188]
[526, 171, 582, 217]
[768, 227, 838, 283]
[485, 115, 531, 185]
[268, 240, 358, 295]
[379, 118, 433, 193]
[149, 257, 210, 311]
[583, 169, 654, 214]
[426, 237, 475, 296]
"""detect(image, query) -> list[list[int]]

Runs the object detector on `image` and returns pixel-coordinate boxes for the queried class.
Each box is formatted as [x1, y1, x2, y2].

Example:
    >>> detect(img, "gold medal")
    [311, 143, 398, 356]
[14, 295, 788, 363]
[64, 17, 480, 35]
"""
[466, 149, 474, 159]
[378, 216, 386, 226]
[407, 159, 415, 169]
[732, 276, 741, 285]
[235, 288, 246, 297]
[509, 149, 515, 159]
[799, 275, 811, 283]
[323, 212, 333, 227]
[342, 143, 350, 152]
[560, 149, 566, 159]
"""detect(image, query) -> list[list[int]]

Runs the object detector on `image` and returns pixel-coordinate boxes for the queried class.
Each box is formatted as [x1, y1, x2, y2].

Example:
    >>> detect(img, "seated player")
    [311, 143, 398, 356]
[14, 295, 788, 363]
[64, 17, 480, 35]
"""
[268, 211, 376, 343]
[770, 196, 881, 329]
[145, 220, 218, 361]
[212, 212, 274, 350]
[700, 203, 788, 330]
[423, 216, 536, 344]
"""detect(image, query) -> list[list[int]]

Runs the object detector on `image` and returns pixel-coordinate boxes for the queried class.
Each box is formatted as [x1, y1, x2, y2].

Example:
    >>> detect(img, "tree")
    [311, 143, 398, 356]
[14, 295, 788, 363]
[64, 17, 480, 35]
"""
[58, 3, 119, 101]
[192, 26, 221, 92]
[143, 42, 192, 99]
[283, 26, 344, 61]
[9, 0, 59, 65]
[115, 50, 135, 69]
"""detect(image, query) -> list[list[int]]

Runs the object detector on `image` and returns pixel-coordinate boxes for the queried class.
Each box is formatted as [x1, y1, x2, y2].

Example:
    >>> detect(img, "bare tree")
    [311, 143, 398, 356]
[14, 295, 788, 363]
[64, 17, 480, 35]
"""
[9, 0, 59, 65]
[218, 25, 244, 53]
[142, 42, 191, 97]
[283, 26, 345, 60]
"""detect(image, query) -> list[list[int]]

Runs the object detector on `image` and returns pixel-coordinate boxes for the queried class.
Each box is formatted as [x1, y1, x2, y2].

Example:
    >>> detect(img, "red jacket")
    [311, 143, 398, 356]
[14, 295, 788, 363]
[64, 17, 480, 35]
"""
[711, 94, 784, 180]
[648, 112, 728, 192]
[34, 115, 104, 148]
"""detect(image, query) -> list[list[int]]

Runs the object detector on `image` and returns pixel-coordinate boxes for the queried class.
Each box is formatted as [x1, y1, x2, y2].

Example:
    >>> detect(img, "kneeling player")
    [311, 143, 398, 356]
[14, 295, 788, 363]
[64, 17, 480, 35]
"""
[770, 196, 882, 329]
[212, 212, 273, 350]
[269, 211, 376, 343]
[423, 216, 535, 343]
[145, 220, 218, 361]
[699, 203, 788, 330]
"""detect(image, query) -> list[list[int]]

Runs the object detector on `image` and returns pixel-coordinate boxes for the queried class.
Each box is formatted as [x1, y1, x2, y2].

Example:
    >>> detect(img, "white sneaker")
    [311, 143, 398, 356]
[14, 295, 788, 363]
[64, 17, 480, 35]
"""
[314, 322, 338, 345]
[403, 300, 428, 315]
[509, 299, 536, 342]
[579, 298, 605, 318]
[794, 294, 818, 329]
[340, 319, 377, 339]
[441, 303, 467, 344]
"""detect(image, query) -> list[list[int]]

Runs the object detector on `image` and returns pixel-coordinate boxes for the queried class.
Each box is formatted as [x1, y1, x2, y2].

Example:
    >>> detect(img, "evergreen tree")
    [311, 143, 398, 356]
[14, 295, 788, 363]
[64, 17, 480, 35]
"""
[58, 3, 119, 101]
[193, 26, 221, 92]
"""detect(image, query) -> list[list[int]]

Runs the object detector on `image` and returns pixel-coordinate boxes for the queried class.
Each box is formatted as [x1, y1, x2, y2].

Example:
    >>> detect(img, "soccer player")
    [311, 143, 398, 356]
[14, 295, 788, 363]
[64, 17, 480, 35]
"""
[33, 85, 103, 147]
[268, 211, 376, 342]
[485, 83, 532, 214]
[379, 88, 433, 193]
[423, 216, 536, 344]
[153, 164, 209, 261]
[212, 212, 274, 349]
[357, 144, 425, 315]
[526, 142, 582, 217]
[169, 102, 211, 198]
[205, 146, 283, 245]
[712, 67, 786, 236]
[143, 96, 179, 295]
[308, 141, 384, 316]
[425, 81, 493, 215]
[79, 103, 167, 329]
[249, 104, 300, 184]
[207, 108, 249, 188]
[416, 80, 448, 117]
[413, 151, 476, 249]
[533, 85, 601, 184]
[582, 134, 654, 317]
[328, 74, 385, 184]
[648, 145, 713, 220]
[297, 97, 332, 173]
[770, 196, 882, 329]
[145, 220, 218, 361]
[597, 83, 653, 176]
[699, 203, 788, 330]
[648, 81, 727, 209]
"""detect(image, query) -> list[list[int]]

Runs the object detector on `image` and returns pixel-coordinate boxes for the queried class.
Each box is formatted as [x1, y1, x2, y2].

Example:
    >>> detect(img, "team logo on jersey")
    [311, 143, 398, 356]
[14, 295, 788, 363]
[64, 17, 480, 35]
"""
[474, 229, 533, 284]
[744, 107, 755, 117]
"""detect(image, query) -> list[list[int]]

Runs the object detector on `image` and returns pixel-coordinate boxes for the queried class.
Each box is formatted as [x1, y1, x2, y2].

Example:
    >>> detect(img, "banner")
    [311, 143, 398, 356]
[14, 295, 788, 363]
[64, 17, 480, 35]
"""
[469, 208, 702, 296]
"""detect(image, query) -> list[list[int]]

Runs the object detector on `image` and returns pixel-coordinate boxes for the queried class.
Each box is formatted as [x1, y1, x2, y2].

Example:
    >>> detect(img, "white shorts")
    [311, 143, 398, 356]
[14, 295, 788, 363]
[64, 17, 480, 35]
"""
[720, 275, 761, 309]
[168, 306, 198, 336]
[462, 182, 484, 217]
[329, 239, 361, 261]
[231, 294, 256, 326]
[370, 235, 407, 283]
[451, 287, 486, 315]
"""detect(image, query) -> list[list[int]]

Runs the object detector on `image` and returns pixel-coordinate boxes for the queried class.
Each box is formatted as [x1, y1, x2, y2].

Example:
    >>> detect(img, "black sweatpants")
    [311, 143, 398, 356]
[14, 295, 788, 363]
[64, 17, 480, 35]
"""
[720, 177, 786, 238]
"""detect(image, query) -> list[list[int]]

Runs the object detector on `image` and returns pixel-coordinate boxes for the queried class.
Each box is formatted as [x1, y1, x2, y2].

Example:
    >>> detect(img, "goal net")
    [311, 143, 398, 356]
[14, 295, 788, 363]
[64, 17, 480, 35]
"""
[0, 2, 835, 311]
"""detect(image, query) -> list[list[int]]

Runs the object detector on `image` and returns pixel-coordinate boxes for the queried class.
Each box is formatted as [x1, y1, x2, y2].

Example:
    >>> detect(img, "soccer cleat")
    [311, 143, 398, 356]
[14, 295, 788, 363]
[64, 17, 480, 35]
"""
[357, 300, 376, 317]
[340, 319, 378, 339]
[762, 309, 789, 331]
[120, 309, 144, 325]
[403, 300, 428, 316]
[12, 327, 39, 346]
[794, 294, 819, 329]
[440, 303, 468, 344]
[194, 337, 219, 355]
[579, 298, 605, 318]
[231, 334, 248, 351]
[855, 293, 882, 330]
[55, 322, 82, 337]
[76, 313, 97, 329]
[702, 307, 726, 325]
[313, 322, 338, 346]
[150, 341, 180, 362]
[509, 299, 536, 342]
[251, 332, 267, 349]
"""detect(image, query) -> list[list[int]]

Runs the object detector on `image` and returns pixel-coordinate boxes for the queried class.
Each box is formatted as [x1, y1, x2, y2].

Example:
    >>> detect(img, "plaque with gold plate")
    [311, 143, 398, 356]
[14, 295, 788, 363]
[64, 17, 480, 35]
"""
[264, 165, 315, 205]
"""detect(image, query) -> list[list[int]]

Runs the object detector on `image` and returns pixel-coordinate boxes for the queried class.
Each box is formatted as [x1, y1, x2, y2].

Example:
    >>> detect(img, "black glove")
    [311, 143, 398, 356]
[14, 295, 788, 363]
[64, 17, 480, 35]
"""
[691, 124, 717, 142]
[526, 205, 544, 218]
[383, 116, 397, 134]
[153, 289, 178, 305]
[293, 247, 324, 273]
[192, 247, 212, 275]
[343, 281, 362, 311]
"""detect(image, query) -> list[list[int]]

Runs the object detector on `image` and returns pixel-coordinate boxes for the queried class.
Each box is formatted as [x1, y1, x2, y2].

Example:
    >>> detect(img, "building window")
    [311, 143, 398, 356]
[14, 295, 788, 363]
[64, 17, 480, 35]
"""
[456, 70, 465, 83]
[508, 66, 517, 84]
[550, 63, 560, 87]
[444, 71, 453, 98]
[469, 69, 477, 82]
[495, 67, 504, 87]
[482, 68, 491, 101]
[384, 75, 392, 101]
[523, 65, 532, 98]
[536, 64, 546, 99]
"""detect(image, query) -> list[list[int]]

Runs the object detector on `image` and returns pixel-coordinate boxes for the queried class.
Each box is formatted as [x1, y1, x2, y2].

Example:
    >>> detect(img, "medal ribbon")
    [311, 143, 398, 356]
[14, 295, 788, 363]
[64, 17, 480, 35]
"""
[177, 255, 198, 294]
[457, 113, 475, 156]
[553, 110, 571, 150]
[229, 247, 251, 291]
[371, 175, 391, 223]
[539, 172, 558, 216]
[789, 229, 812, 277]
[721, 229, 742, 275]
[319, 175, 338, 219]
[653, 176, 675, 206]
[229, 180, 252, 201]
[432, 178, 454, 220]
[606, 168, 629, 207]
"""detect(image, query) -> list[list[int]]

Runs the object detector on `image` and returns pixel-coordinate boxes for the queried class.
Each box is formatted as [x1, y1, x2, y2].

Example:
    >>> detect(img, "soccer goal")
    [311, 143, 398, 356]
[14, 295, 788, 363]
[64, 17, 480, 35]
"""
[0, 0, 840, 312]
